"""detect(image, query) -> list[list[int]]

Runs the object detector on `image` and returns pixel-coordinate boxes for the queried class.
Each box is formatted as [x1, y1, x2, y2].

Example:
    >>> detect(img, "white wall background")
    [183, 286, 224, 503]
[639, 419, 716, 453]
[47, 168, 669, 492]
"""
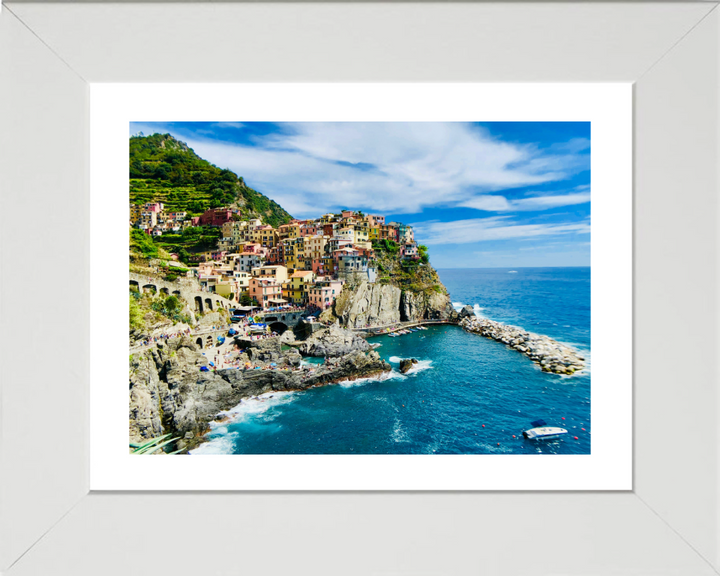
[1, 3, 719, 575]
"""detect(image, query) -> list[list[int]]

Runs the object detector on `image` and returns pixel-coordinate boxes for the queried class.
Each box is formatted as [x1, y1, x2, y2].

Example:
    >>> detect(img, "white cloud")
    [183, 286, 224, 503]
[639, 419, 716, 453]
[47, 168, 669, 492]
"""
[461, 191, 590, 212]
[412, 217, 591, 245]
[172, 122, 589, 217]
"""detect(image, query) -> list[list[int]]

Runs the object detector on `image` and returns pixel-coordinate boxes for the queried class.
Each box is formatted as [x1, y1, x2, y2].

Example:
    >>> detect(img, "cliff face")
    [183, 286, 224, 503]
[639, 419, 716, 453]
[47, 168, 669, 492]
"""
[400, 289, 456, 322]
[331, 282, 402, 328]
[326, 278, 457, 329]
[129, 335, 390, 449]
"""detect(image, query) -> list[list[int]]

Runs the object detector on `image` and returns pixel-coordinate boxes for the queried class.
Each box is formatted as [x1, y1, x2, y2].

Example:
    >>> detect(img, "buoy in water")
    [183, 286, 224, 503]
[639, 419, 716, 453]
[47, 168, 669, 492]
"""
[574, 436, 578, 440]
[562, 417, 566, 420]
[482, 424, 485, 428]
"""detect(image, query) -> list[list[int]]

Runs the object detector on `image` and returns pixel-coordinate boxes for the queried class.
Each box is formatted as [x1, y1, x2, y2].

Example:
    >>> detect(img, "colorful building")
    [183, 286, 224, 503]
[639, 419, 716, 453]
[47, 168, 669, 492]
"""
[249, 277, 284, 309]
[197, 208, 233, 227]
[288, 270, 316, 305]
[251, 265, 288, 283]
[308, 279, 343, 310]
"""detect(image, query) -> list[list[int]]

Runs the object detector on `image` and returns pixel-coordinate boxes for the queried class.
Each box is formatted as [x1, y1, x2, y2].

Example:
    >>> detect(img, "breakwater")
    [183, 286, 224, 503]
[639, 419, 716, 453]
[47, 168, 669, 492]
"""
[459, 315, 586, 375]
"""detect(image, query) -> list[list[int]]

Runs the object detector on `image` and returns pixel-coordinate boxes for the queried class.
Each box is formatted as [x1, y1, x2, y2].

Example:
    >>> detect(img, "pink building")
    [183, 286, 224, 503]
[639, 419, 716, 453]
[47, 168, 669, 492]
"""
[198, 262, 216, 276]
[243, 243, 263, 254]
[249, 277, 284, 309]
[401, 243, 419, 260]
[308, 280, 343, 310]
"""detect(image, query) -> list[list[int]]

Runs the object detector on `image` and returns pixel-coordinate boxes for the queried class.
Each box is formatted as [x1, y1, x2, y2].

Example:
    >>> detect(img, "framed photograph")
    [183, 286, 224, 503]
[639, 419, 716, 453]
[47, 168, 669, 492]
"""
[2, 2, 719, 575]
[91, 83, 631, 491]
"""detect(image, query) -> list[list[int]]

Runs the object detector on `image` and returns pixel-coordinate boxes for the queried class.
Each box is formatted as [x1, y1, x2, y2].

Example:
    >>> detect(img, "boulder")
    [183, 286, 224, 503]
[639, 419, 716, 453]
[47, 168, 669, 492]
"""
[399, 358, 419, 374]
[297, 324, 370, 357]
[458, 305, 475, 319]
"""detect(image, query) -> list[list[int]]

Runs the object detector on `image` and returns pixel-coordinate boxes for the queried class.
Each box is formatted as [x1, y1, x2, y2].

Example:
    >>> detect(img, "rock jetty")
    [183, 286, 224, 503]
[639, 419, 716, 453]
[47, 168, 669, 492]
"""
[459, 316, 585, 375]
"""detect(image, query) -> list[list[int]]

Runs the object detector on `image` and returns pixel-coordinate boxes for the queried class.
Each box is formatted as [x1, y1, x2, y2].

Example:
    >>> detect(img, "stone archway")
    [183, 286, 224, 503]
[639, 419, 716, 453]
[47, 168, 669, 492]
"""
[195, 337, 204, 349]
[142, 284, 157, 294]
[160, 287, 169, 295]
[269, 321, 288, 335]
[204, 298, 213, 311]
[129, 280, 139, 291]
[194, 296, 204, 313]
[172, 290, 181, 297]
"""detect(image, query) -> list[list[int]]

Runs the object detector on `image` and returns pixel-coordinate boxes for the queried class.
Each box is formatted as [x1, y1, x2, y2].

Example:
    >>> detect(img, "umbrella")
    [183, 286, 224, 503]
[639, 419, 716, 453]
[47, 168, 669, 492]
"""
[270, 362, 277, 367]
[209, 362, 215, 367]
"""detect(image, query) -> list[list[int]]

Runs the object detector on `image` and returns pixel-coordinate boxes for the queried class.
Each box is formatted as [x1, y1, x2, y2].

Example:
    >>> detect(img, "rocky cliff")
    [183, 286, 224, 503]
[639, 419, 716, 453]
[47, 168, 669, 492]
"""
[324, 279, 457, 329]
[297, 324, 371, 357]
[129, 335, 390, 450]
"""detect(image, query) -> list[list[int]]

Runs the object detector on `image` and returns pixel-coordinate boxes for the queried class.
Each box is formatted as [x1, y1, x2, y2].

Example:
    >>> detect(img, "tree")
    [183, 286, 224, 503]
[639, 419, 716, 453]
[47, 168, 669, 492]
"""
[240, 293, 252, 306]
[164, 295, 181, 314]
[418, 244, 429, 264]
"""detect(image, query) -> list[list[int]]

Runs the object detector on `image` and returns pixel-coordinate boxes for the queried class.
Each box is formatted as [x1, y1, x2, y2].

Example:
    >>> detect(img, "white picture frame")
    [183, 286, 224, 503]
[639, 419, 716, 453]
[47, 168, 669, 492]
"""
[1, 2, 719, 574]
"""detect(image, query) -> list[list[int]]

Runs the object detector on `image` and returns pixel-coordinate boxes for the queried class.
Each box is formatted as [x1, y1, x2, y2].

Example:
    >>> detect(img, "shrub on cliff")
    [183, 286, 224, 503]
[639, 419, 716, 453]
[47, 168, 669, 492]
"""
[130, 294, 145, 329]
[130, 229, 159, 259]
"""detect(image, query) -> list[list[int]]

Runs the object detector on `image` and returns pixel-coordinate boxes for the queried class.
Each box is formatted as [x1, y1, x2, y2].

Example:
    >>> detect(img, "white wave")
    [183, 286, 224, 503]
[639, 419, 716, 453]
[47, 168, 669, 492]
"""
[215, 390, 298, 423]
[192, 392, 298, 454]
[338, 370, 407, 388]
[452, 301, 486, 318]
[392, 419, 410, 443]
[190, 431, 238, 455]
[508, 270, 518, 274]
[385, 357, 433, 375]
[405, 359, 434, 375]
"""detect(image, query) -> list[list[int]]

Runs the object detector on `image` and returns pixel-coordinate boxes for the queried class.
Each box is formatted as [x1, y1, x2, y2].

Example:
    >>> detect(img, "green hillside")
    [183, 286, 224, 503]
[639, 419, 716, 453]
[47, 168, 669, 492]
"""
[129, 133, 293, 227]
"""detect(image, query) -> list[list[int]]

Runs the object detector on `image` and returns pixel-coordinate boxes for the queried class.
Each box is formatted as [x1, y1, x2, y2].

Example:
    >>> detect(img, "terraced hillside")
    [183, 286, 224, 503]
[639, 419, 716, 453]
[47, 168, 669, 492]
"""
[130, 133, 293, 227]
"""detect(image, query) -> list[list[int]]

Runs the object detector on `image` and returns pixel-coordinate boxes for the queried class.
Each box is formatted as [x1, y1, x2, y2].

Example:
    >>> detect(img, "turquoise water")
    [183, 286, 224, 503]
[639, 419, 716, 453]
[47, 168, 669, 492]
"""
[193, 267, 591, 455]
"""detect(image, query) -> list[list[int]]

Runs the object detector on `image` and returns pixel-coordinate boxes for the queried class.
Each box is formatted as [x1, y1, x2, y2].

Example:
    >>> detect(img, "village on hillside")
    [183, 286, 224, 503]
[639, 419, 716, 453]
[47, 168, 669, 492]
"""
[131, 203, 424, 314]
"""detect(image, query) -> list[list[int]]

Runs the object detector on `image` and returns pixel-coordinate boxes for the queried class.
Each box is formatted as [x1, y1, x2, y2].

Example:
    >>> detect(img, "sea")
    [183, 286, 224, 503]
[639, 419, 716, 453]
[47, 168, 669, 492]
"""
[192, 267, 591, 455]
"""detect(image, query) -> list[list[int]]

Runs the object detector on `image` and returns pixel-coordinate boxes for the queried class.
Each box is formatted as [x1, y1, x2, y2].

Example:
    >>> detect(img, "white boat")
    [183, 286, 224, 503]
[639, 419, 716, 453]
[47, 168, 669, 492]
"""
[522, 419, 567, 440]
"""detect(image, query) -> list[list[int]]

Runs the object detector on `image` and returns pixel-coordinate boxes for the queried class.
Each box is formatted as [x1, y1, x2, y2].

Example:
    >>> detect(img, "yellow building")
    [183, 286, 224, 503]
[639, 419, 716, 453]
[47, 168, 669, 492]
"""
[130, 204, 142, 223]
[288, 270, 316, 304]
[284, 237, 306, 271]
[355, 227, 369, 244]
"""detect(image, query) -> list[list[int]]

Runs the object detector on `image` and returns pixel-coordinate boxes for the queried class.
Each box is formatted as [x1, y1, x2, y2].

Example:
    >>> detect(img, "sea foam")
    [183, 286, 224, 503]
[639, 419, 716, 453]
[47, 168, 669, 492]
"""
[191, 391, 298, 454]
[452, 302, 485, 318]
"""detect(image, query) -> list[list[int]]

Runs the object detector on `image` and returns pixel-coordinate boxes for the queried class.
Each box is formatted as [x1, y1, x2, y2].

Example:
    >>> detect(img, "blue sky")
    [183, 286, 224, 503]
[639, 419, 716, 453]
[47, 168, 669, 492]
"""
[130, 121, 590, 268]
